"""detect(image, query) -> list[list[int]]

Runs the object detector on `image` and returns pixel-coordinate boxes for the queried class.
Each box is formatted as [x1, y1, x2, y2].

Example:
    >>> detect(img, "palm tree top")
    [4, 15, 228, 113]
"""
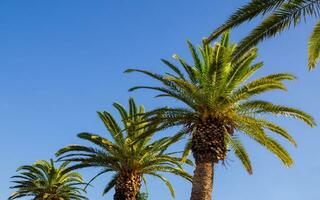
[56, 98, 192, 197]
[9, 159, 87, 200]
[125, 31, 316, 173]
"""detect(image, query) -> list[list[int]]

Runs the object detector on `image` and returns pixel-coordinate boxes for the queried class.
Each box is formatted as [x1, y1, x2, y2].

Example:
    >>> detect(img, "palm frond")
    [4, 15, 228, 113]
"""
[206, 0, 286, 42]
[233, 0, 320, 60]
[308, 19, 320, 69]
[225, 134, 253, 174]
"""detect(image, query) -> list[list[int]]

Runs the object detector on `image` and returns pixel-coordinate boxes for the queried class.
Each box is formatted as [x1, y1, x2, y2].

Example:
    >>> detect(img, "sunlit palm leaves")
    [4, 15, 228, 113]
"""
[206, 0, 320, 70]
[56, 98, 192, 198]
[126, 32, 315, 174]
[9, 159, 87, 200]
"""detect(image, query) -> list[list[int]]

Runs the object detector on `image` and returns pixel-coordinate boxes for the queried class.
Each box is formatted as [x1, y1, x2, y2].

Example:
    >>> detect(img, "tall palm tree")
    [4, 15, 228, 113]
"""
[206, 0, 320, 69]
[56, 98, 192, 200]
[9, 159, 87, 200]
[125, 32, 316, 200]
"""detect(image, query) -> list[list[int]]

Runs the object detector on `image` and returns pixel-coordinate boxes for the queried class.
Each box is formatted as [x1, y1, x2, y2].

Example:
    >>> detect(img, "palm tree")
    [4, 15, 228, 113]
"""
[9, 159, 87, 200]
[125, 32, 316, 200]
[56, 98, 192, 200]
[206, 0, 320, 69]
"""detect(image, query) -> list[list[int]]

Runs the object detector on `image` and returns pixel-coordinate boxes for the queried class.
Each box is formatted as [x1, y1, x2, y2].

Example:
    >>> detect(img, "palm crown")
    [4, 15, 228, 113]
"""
[126, 31, 316, 173]
[9, 159, 87, 200]
[206, 0, 320, 69]
[56, 98, 192, 200]
[126, 32, 316, 199]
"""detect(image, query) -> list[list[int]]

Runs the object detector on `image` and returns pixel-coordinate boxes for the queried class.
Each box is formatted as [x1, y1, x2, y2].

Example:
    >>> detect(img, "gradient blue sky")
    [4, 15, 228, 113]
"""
[1, 1, 320, 199]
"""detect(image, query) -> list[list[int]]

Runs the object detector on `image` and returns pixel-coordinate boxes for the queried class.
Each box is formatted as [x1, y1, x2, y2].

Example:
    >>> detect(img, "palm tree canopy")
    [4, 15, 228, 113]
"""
[56, 98, 192, 197]
[9, 159, 87, 200]
[125, 32, 316, 174]
[206, 0, 320, 69]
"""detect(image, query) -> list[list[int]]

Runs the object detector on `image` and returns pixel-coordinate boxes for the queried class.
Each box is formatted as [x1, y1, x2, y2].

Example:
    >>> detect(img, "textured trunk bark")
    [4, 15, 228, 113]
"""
[190, 162, 214, 200]
[114, 172, 141, 200]
[190, 118, 225, 200]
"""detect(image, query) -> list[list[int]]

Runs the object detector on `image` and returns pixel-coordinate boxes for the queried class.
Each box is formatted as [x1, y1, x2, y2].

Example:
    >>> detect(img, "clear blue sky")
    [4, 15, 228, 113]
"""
[0, 1, 319, 199]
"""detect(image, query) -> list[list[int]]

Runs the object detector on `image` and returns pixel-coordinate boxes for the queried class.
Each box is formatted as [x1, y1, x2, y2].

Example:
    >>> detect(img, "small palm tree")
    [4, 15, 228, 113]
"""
[125, 32, 316, 200]
[9, 159, 87, 200]
[56, 98, 192, 200]
[206, 0, 320, 69]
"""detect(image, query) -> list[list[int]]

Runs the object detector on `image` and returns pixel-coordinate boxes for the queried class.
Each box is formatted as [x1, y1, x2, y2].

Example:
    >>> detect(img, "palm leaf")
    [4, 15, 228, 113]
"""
[308, 19, 320, 69]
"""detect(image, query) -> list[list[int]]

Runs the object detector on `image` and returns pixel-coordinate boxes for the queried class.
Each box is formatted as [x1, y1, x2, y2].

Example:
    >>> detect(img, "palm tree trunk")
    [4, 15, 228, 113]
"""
[190, 161, 214, 200]
[114, 172, 141, 200]
[190, 118, 225, 200]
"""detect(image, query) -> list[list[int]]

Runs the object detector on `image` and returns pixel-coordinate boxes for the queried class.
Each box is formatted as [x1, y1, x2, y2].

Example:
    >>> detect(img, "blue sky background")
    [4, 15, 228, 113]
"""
[0, 1, 320, 199]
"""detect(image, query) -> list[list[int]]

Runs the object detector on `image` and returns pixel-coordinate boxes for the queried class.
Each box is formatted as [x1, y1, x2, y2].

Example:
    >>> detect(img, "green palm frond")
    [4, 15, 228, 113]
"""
[238, 100, 315, 126]
[206, 0, 286, 42]
[147, 173, 175, 198]
[207, 0, 320, 69]
[238, 121, 294, 167]
[233, 0, 320, 61]
[256, 119, 297, 146]
[308, 19, 320, 69]
[102, 174, 118, 195]
[225, 134, 252, 174]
